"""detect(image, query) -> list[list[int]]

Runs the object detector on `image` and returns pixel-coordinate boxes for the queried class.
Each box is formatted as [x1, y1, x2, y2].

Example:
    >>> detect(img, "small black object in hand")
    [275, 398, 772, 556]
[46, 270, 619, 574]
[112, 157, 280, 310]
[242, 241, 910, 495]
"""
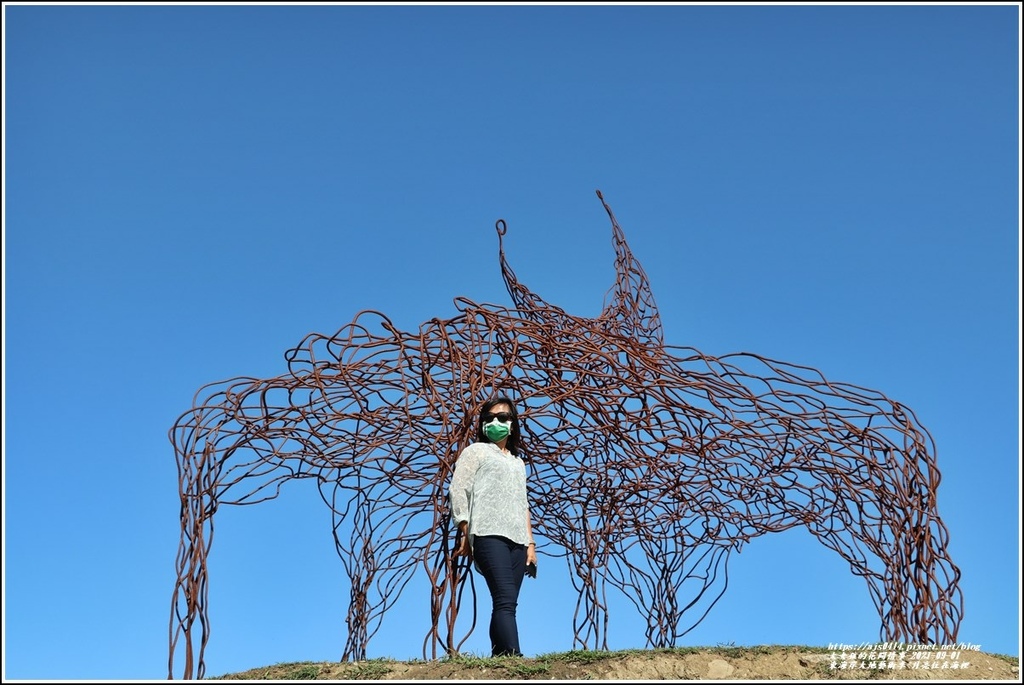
[525, 562, 537, 579]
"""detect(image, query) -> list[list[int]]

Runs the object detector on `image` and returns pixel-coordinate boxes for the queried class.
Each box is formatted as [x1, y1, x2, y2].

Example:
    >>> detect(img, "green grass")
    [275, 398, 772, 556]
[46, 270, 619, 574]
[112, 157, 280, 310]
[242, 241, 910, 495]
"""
[342, 658, 396, 680]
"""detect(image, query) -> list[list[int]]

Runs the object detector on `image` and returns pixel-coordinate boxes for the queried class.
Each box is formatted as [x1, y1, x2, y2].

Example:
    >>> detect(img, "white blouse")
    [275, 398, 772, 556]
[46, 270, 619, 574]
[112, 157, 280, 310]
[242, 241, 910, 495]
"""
[449, 442, 531, 549]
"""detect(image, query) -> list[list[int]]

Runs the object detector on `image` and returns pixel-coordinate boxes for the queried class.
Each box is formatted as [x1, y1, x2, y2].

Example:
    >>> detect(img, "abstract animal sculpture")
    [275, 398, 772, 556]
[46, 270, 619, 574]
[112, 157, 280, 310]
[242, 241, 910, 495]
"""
[168, 191, 963, 679]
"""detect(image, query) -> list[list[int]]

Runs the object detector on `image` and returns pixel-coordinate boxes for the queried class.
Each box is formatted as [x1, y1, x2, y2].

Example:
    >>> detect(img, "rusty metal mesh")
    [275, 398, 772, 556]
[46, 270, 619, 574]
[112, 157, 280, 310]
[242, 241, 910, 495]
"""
[168, 191, 963, 679]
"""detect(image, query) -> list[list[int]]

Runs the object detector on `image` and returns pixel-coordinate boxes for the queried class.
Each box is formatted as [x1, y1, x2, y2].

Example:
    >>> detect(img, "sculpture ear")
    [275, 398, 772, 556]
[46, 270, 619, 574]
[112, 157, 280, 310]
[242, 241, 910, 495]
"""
[496, 217, 560, 318]
[595, 190, 664, 345]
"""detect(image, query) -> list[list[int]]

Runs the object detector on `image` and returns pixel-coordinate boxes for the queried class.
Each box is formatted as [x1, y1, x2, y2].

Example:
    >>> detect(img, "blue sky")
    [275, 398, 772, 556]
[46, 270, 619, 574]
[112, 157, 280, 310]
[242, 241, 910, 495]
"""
[3, 2, 1020, 681]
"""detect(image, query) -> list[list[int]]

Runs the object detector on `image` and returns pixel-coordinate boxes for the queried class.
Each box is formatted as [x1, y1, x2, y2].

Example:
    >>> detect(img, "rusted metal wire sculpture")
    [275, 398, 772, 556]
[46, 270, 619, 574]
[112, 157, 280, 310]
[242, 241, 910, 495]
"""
[168, 191, 963, 679]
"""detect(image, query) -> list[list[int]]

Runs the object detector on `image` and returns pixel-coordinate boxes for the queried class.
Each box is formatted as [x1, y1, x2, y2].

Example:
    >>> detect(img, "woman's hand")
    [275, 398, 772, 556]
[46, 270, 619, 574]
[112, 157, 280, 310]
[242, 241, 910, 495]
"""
[453, 535, 470, 557]
[453, 522, 470, 557]
[526, 544, 537, 566]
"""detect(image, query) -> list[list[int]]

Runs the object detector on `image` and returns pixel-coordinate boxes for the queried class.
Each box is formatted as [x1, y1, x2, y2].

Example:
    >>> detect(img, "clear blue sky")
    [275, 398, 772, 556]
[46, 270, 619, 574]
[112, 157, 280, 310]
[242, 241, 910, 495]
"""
[3, 2, 1020, 681]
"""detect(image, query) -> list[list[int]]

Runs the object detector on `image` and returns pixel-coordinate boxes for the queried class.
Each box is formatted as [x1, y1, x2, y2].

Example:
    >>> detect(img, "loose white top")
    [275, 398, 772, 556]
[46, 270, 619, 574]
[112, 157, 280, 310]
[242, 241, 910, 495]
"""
[449, 442, 531, 549]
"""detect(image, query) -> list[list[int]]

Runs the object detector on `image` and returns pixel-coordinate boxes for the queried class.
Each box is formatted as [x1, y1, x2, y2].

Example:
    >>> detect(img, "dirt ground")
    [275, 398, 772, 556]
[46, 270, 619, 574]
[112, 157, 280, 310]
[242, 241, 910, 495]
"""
[214, 645, 1020, 680]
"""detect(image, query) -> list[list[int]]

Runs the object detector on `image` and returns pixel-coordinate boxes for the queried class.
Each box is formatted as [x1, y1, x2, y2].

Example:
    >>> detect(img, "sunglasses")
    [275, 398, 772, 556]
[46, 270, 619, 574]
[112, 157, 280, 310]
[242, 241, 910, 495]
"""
[482, 411, 514, 423]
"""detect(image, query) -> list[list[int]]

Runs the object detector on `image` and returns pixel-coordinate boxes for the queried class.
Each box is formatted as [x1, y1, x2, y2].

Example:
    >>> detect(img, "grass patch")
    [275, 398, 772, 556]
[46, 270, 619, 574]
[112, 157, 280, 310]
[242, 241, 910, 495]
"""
[341, 658, 394, 680]
[271, 662, 328, 680]
[537, 649, 622, 665]
[991, 652, 1019, 665]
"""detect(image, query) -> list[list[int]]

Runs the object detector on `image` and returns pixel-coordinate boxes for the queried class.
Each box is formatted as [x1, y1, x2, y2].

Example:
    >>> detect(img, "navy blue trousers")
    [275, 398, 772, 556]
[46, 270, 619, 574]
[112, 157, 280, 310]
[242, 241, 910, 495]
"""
[473, 535, 526, 656]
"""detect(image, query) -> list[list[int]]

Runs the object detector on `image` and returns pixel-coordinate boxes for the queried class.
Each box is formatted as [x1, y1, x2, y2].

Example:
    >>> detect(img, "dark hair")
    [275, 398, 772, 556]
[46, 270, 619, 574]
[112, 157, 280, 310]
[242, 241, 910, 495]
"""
[476, 395, 522, 456]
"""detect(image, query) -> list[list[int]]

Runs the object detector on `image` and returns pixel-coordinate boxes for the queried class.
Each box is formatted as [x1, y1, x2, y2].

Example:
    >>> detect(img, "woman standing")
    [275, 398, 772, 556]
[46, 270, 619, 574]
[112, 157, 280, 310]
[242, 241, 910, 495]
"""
[449, 395, 537, 657]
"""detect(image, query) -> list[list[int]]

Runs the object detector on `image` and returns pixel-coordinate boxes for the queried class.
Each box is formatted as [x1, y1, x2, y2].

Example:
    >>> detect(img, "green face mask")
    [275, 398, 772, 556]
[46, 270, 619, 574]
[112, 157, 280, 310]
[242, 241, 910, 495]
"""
[483, 420, 511, 442]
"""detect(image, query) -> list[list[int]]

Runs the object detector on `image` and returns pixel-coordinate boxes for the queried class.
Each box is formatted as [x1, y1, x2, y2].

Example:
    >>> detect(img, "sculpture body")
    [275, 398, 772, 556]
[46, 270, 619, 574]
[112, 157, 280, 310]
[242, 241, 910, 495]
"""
[168, 192, 962, 679]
